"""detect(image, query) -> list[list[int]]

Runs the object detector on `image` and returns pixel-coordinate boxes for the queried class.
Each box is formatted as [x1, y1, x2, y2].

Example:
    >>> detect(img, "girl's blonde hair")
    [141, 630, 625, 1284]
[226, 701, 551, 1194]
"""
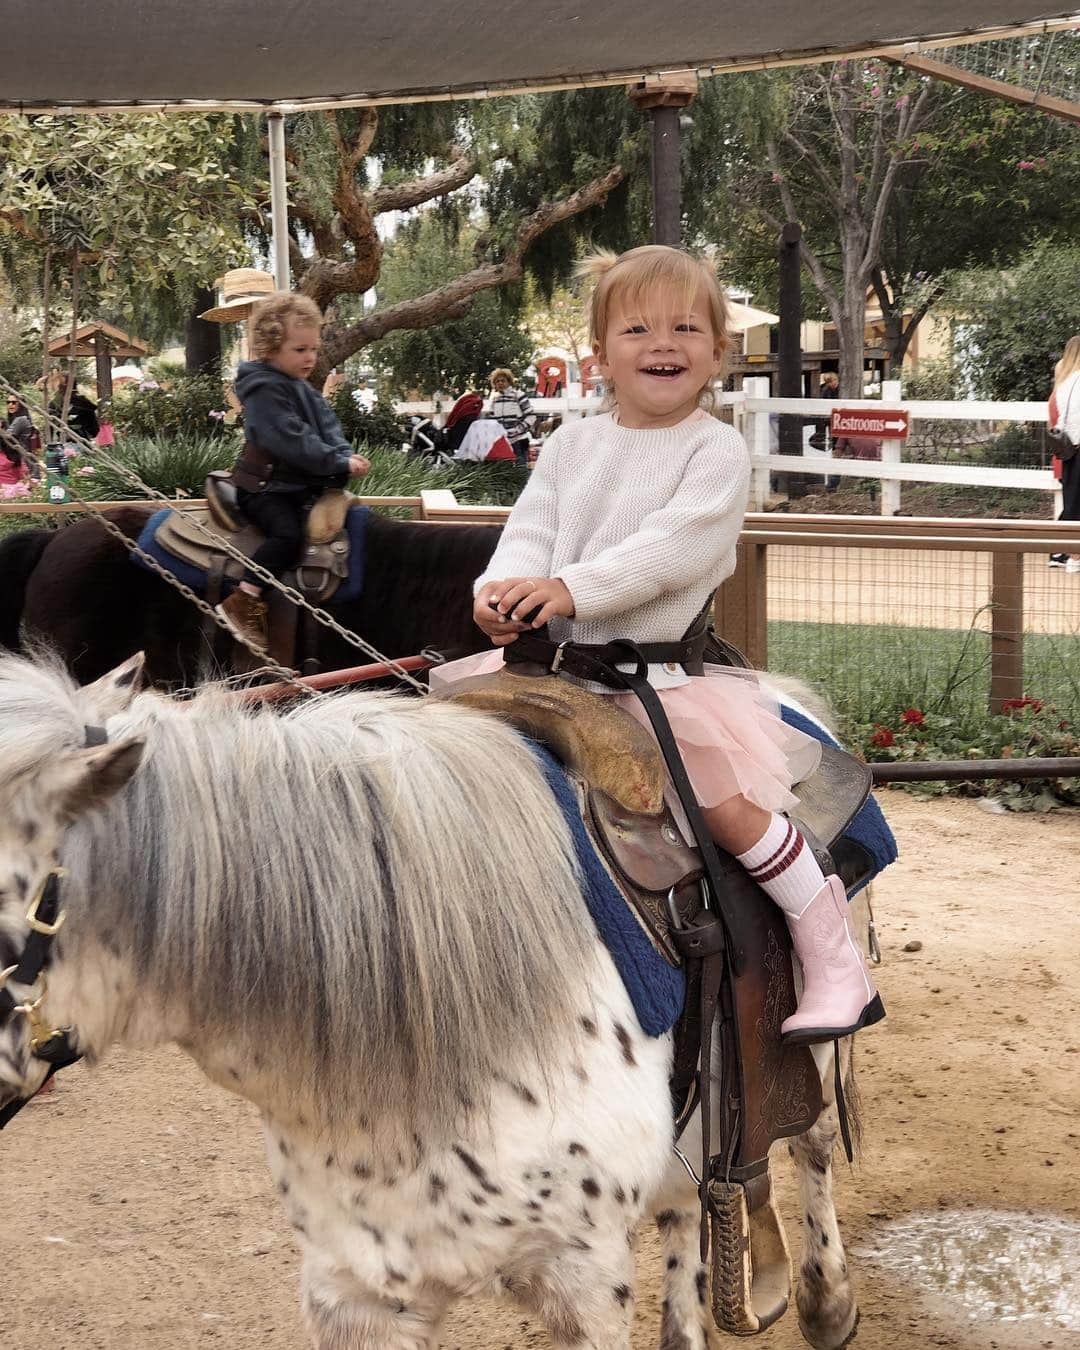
[489, 367, 515, 386]
[575, 245, 730, 410]
[251, 292, 322, 361]
[1054, 335, 1080, 388]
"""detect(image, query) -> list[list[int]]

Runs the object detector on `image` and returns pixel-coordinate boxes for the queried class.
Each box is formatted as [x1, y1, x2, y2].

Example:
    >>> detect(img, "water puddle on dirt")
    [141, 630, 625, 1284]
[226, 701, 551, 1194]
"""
[857, 1210, 1080, 1333]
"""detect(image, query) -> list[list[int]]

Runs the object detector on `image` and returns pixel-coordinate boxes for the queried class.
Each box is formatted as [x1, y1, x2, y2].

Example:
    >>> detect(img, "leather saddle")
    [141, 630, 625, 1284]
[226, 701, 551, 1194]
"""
[443, 665, 873, 1337]
[153, 473, 354, 670]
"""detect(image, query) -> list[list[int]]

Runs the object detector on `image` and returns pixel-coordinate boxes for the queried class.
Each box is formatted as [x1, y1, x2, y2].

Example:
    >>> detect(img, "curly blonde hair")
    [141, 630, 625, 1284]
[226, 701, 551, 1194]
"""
[250, 292, 323, 360]
[575, 245, 730, 411]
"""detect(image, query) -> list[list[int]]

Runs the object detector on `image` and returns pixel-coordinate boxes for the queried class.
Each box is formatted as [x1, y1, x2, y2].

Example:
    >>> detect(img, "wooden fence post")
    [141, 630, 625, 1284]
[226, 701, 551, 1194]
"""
[714, 540, 767, 668]
[880, 379, 903, 517]
[989, 550, 1024, 713]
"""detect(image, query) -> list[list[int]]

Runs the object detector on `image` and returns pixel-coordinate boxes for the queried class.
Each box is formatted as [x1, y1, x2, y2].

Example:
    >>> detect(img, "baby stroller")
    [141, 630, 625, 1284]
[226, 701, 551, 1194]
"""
[403, 412, 451, 464]
[443, 393, 515, 463]
[403, 393, 516, 467]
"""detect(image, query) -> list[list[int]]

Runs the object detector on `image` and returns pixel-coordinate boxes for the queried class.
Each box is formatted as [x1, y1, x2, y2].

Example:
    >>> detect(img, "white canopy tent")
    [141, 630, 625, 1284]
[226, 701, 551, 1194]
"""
[6, 3, 1077, 290]
[3, 3, 1078, 112]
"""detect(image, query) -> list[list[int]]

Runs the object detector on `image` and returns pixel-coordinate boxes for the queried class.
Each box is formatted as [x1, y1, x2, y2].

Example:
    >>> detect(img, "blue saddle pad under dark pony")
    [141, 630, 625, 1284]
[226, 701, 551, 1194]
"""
[133, 504, 370, 603]
[532, 708, 897, 1040]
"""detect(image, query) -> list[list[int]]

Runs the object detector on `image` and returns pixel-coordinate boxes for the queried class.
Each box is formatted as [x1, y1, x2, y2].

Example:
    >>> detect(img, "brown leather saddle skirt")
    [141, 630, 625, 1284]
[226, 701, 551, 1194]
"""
[153, 474, 354, 668]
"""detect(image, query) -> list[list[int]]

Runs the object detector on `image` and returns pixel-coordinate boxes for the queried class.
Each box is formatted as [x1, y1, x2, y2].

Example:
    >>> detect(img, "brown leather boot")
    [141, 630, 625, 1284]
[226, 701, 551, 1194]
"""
[215, 587, 269, 650]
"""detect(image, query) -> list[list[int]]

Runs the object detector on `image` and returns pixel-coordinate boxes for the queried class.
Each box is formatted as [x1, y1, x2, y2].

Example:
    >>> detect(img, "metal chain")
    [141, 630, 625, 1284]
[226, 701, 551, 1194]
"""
[1, 375, 430, 695]
[38, 474, 314, 692]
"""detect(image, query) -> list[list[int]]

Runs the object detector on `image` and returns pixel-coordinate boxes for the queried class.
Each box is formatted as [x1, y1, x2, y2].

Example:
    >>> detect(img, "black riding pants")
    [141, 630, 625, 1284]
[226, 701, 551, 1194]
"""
[236, 487, 311, 586]
[1060, 453, 1080, 522]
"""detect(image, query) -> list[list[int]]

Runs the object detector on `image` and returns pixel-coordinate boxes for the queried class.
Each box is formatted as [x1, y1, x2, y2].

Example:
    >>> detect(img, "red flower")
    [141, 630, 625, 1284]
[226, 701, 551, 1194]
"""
[1001, 697, 1043, 714]
[900, 708, 925, 726]
[870, 725, 895, 748]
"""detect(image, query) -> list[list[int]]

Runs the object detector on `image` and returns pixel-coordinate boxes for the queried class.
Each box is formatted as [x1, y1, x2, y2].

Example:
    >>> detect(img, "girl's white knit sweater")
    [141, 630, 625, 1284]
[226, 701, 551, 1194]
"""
[475, 411, 750, 652]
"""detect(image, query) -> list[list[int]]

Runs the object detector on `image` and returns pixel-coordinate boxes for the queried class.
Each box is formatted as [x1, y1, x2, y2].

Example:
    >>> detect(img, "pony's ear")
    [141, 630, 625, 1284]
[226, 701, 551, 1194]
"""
[46, 737, 145, 821]
[83, 653, 147, 717]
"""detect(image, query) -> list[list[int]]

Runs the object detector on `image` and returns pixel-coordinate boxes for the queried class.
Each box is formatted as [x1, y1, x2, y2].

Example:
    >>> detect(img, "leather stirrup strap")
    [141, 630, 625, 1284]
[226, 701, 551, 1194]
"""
[504, 633, 750, 1266]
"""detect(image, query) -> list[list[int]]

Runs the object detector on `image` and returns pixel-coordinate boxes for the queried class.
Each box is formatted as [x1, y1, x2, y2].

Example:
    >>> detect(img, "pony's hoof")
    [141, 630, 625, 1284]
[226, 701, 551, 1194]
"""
[797, 1303, 859, 1350]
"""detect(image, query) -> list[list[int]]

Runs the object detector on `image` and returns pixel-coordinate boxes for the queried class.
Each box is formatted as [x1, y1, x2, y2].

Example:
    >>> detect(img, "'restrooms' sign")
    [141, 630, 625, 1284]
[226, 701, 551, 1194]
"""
[830, 407, 909, 439]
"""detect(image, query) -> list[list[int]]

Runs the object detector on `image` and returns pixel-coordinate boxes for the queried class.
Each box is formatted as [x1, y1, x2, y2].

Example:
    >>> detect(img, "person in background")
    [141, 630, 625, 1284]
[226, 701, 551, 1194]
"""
[488, 367, 536, 468]
[816, 371, 841, 491]
[45, 370, 99, 443]
[1048, 337, 1080, 572]
[1, 395, 38, 487]
[3, 395, 35, 453]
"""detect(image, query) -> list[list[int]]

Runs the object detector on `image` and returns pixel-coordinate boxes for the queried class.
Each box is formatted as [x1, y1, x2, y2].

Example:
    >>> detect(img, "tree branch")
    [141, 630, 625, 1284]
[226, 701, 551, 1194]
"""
[371, 148, 478, 215]
[779, 128, 840, 200]
[319, 165, 626, 370]
[862, 84, 932, 276]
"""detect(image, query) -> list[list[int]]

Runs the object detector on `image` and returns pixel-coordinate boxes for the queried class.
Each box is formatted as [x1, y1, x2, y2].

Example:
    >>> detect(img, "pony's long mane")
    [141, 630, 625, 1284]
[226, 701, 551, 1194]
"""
[1, 656, 591, 1141]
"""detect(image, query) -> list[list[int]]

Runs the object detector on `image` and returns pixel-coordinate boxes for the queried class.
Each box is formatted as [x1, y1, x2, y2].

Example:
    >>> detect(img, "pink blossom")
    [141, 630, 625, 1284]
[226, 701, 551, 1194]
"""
[63, 447, 80, 459]
[75, 465, 96, 476]
[1, 482, 31, 499]
[771, 172, 784, 184]
[895, 94, 910, 109]
[1017, 160, 1035, 170]
[870, 85, 881, 97]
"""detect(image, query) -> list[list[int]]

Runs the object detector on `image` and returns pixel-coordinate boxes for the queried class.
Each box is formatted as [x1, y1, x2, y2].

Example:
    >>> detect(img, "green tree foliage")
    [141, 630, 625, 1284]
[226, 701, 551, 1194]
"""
[705, 43, 1080, 391]
[950, 242, 1080, 400]
[111, 375, 237, 440]
[0, 113, 251, 313]
[369, 217, 533, 395]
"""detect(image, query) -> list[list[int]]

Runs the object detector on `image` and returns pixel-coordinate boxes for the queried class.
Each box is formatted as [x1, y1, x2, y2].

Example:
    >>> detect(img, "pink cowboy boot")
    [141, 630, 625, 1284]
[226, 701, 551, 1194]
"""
[781, 874, 885, 1045]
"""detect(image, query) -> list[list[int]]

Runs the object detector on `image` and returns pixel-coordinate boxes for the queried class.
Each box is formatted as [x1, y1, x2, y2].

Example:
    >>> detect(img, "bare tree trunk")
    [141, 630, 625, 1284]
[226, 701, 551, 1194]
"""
[185, 286, 223, 376]
[41, 248, 52, 389]
[60, 248, 81, 435]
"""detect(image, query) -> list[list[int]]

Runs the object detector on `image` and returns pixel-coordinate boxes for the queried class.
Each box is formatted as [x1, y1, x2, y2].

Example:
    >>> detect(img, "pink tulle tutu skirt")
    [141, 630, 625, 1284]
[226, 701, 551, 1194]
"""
[430, 648, 821, 814]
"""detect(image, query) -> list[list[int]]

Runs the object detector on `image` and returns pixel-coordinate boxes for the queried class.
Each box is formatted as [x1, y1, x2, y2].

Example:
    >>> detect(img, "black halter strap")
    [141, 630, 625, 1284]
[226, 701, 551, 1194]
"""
[0, 724, 104, 1128]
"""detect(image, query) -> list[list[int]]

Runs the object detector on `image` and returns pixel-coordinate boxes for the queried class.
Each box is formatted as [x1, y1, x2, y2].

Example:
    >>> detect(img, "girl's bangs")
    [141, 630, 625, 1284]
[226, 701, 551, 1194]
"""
[597, 251, 728, 343]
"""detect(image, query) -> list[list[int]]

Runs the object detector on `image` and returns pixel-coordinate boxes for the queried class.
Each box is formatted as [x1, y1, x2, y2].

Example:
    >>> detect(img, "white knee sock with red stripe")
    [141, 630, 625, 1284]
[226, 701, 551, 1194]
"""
[736, 814, 827, 916]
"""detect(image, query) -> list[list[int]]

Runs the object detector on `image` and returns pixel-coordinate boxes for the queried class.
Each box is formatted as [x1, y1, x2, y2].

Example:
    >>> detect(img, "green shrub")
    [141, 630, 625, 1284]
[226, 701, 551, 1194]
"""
[329, 391, 405, 449]
[356, 446, 527, 510]
[111, 375, 236, 442]
[855, 701, 1080, 810]
[83, 435, 235, 499]
[979, 422, 1047, 469]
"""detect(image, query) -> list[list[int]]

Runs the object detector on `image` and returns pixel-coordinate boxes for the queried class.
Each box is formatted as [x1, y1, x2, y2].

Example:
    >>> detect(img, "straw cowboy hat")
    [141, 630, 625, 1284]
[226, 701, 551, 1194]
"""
[198, 268, 276, 323]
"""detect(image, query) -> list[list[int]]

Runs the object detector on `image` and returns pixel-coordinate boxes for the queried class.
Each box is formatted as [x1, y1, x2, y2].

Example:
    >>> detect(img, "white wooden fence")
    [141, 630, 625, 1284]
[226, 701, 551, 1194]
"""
[401, 381, 1061, 518]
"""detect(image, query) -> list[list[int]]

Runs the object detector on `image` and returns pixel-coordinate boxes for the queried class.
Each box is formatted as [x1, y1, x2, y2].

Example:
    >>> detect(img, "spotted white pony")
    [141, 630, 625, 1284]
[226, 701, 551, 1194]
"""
[0, 653, 859, 1349]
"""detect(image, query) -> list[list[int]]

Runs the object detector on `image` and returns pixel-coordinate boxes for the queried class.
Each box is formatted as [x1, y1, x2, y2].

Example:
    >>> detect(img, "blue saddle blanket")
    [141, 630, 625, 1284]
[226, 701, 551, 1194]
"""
[134, 503, 370, 603]
[534, 707, 897, 1039]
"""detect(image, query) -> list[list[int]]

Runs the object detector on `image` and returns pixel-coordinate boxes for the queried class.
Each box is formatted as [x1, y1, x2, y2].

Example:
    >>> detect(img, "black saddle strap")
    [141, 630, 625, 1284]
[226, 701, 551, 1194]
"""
[503, 631, 744, 1262]
[506, 631, 748, 972]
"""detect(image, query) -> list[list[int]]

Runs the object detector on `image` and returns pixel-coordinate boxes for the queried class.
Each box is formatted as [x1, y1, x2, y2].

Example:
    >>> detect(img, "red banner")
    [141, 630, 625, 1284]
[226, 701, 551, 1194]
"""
[831, 407, 909, 439]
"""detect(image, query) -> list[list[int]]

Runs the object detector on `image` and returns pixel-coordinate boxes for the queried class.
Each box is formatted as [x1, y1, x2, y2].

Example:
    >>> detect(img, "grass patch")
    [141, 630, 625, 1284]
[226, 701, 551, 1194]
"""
[770, 617, 1080, 733]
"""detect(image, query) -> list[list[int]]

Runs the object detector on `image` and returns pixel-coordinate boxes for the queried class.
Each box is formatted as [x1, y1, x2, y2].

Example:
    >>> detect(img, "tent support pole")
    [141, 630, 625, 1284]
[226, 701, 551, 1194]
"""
[628, 77, 697, 247]
[268, 112, 290, 291]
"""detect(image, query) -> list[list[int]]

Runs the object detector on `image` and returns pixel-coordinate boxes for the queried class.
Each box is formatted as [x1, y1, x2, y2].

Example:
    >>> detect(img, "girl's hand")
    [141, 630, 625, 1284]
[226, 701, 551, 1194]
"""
[474, 585, 529, 647]
[348, 454, 371, 477]
[488, 576, 576, 628]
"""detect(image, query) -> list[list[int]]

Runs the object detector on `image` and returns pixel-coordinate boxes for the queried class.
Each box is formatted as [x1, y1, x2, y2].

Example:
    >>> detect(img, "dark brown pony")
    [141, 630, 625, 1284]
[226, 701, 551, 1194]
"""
[0, 505, 500, 685]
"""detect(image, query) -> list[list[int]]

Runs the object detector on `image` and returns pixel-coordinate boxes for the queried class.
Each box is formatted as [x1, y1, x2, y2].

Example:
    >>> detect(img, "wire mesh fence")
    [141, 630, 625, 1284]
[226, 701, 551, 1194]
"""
[763, 540, 1080, 735]
[922, 28, 1080, 105]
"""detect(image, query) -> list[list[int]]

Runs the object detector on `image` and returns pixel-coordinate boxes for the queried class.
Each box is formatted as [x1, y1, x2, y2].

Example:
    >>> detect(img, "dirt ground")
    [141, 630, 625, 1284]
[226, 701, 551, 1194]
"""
[2, 792, 1078, 1350]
